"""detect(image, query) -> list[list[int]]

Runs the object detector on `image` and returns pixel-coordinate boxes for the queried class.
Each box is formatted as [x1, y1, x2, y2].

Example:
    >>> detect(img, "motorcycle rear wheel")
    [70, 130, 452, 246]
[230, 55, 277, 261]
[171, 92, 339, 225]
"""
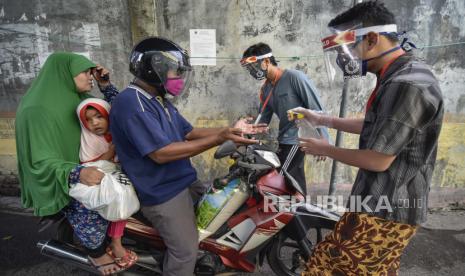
[56, 218, 75, 244]
[266, 227, 332, 276]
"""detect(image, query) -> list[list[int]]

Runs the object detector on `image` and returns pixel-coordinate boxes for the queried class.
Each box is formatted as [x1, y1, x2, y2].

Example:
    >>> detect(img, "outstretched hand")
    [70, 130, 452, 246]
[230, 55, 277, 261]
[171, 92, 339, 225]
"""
[218, 127, 259, 145]
[233, 117, 269, 136]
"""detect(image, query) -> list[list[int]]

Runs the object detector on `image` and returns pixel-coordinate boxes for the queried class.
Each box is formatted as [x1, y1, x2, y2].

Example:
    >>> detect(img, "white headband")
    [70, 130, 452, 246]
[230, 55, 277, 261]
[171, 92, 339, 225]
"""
[255, 52, 273, 60]
[354, 24, 398, 36]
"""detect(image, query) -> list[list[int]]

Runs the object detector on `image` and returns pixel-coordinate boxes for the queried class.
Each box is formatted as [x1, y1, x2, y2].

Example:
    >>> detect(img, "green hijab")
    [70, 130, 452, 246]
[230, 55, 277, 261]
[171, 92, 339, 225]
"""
[15, 52, 96, 216]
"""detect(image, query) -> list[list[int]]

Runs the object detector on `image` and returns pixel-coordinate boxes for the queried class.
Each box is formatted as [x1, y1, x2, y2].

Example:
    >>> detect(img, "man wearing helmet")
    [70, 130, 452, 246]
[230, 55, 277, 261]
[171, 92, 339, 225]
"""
[110, 37, 259, 275]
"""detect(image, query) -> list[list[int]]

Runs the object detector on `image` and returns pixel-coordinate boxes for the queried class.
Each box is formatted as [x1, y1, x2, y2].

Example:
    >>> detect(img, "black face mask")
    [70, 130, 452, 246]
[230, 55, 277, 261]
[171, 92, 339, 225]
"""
[336, 52, 362, 78]
[245, 61, 267, 80]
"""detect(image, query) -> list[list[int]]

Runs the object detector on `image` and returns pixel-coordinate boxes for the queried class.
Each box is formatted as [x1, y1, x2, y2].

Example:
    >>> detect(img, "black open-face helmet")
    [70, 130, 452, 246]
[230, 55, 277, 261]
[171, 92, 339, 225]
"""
[129, 37, 192, 94]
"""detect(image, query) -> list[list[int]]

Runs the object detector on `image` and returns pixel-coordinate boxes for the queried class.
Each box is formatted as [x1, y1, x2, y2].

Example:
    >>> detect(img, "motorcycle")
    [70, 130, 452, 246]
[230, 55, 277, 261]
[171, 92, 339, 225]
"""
[37, 141, 340, 275]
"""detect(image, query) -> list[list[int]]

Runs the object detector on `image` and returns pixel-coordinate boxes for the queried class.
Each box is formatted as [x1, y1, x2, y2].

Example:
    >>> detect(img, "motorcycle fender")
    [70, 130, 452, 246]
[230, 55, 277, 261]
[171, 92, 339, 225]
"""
[284, 203, 341, 241]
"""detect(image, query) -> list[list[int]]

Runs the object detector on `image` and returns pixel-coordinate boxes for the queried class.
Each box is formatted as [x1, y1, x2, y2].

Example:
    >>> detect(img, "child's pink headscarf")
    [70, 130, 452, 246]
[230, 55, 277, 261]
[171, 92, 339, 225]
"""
[76, 98, 111, 163]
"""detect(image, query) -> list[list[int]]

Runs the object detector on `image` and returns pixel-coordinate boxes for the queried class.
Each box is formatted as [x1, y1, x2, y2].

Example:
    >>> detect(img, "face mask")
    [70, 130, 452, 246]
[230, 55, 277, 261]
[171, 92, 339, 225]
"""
[361, 46, 402, 75]
[336, 53, 363, 77]
[165, 77, 184, 96]
[245, 61, 267, 80]
[336, 45, 402, 77]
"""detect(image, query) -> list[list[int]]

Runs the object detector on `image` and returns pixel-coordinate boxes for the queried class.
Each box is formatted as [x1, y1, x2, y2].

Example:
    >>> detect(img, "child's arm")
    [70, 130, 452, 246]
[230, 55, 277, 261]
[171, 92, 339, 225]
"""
[96, 144, 116, 161]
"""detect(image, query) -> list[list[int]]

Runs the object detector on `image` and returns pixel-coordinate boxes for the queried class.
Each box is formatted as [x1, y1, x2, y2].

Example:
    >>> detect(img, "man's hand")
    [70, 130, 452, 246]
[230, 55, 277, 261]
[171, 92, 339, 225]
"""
[299, 137, 331, 156]
[79, 167, 104, 186]
[217, 127, 259, 145]
[92, 64, 111, 88]
[288, 107, 324, 126]
[233, 117, 269, 136]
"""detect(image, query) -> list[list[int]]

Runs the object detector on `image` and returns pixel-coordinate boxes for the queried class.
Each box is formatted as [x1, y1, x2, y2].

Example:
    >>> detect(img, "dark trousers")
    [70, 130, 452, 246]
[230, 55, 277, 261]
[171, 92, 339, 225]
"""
[277, 144, 307, 195]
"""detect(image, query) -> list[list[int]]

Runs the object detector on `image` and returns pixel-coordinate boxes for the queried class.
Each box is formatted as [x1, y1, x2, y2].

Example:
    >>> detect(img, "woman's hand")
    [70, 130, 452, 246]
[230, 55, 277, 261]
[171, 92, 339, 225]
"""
[92, 64, 111, 88]
[80, 167, 104, 186]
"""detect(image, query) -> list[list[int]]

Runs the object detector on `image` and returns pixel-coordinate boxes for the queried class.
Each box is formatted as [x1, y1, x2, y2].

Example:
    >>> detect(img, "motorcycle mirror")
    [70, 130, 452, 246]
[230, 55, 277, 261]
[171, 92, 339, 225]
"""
[214, 140, 237, 159]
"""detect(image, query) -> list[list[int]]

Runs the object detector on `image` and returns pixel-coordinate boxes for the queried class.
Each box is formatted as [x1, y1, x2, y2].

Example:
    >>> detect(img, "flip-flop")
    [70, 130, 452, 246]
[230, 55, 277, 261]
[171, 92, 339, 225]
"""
[106, 247, 138, 268]
[88, 256, 122, 275]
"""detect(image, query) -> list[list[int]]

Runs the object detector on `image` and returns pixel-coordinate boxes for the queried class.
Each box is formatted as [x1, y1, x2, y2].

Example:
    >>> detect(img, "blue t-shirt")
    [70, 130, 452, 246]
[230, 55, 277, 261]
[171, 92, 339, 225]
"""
[259, 69, 329, 144]
[109, 85, 197, 206]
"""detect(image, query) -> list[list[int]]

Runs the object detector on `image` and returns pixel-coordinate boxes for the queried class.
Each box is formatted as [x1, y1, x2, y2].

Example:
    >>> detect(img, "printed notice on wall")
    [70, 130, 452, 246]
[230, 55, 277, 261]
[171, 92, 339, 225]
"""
[189, 29, 216, 66]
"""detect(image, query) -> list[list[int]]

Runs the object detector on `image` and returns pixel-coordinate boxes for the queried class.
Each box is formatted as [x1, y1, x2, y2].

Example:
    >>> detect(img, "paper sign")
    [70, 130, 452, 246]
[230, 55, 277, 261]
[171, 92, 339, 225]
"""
[190, 29, 216, 66]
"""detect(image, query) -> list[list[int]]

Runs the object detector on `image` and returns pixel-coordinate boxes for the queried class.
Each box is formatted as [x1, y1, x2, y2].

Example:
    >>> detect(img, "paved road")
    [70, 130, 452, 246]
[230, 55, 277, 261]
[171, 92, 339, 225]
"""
[1, 197, 465, 275]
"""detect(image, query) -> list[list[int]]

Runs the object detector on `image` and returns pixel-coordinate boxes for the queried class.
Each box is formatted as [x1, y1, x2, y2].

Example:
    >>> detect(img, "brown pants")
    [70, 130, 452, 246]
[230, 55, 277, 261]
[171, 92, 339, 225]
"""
[303, 212, 417, 276]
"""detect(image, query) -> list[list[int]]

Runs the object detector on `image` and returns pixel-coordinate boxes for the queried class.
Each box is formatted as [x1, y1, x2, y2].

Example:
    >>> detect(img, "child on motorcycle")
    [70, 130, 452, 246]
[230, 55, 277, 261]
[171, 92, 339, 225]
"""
[76, 96, 138, 270]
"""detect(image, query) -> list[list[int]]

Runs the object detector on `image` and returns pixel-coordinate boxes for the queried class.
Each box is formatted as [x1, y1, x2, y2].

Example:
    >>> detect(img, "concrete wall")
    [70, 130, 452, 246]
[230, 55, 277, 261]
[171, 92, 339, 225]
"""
[152, 0, 465, 194]
[0, 0, 133, 194]
[0, 0, 464, 202]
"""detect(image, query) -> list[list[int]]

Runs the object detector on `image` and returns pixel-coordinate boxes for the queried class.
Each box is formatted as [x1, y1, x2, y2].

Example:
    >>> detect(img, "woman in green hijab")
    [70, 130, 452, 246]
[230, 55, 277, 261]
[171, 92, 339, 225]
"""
[15, 52, 122, 275]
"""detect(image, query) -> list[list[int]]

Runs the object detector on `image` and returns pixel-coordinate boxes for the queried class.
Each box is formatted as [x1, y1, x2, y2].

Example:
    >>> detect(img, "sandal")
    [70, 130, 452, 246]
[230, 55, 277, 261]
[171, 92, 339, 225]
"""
[88, 256, 122, 275]
[106, 247, 138, 268]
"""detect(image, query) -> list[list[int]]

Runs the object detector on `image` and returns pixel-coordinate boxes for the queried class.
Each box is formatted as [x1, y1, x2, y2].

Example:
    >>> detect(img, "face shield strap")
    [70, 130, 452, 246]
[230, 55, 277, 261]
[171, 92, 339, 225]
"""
[240, 52, 273, 66]
[353, 24, 397, 36]
[398, 31, 417, 52]
[354, 24, 417, 52]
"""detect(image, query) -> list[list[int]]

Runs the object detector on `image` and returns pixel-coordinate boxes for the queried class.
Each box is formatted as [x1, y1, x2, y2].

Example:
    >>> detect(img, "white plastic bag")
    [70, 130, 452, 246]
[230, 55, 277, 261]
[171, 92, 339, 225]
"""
[69, 160, 140, 221]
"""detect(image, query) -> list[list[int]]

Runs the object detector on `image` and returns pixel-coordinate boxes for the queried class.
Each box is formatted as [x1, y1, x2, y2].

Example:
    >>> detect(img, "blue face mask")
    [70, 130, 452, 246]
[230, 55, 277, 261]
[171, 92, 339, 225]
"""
[361, 45, 402, 75]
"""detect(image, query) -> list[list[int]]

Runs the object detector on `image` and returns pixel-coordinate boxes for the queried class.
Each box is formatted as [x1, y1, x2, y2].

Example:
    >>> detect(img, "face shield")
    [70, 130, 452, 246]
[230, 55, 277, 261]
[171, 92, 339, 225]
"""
[321, 23, 398, 83]
[240, 53, 273, 80]
[150, 50, 193, 96]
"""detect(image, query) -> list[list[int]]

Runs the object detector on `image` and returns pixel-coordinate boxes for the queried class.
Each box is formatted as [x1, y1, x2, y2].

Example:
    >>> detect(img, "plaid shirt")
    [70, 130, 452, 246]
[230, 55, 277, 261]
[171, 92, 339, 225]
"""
[349, 53, 444, 225]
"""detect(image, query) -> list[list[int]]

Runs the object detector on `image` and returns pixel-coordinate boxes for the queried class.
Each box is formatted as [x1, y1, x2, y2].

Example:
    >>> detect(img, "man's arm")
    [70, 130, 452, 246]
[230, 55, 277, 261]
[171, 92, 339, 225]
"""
[149, 135, 221, 164]
[325, 147, 395, 172]
[321, 116, 364, 135]
[150, 127, 257, 164]
[289, 107, 364, 135]
[299, 137, 395, 172]
[185, 122, 268, 141]
[185, 128, 224, 140]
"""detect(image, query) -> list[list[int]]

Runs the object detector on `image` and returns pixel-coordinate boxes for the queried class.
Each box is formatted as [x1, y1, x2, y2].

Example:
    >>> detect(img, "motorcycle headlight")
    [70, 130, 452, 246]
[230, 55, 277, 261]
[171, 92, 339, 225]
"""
[254, 150, 281, 168]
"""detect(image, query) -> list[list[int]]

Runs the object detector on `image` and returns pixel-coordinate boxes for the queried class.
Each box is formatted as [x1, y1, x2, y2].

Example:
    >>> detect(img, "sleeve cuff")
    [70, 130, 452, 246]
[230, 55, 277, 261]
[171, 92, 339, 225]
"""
[68, 165, 84, 185]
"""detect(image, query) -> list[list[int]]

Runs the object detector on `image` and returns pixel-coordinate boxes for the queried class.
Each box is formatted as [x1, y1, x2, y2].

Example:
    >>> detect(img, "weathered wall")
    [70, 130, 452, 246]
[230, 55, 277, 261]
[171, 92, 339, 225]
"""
[0, 0, 464, 200]
[0, 0, 133, 194]
[153, 0, 465, 193]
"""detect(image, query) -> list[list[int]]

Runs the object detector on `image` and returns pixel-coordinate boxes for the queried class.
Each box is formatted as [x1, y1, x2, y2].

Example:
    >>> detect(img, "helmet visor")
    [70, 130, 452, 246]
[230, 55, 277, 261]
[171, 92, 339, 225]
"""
[150, 50, 193, 95]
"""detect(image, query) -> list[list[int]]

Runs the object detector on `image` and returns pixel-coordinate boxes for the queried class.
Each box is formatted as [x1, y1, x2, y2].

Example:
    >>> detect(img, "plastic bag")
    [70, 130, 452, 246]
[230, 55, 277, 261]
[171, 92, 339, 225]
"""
[69, 160, 140, 221]
[296, 119, 321, 139]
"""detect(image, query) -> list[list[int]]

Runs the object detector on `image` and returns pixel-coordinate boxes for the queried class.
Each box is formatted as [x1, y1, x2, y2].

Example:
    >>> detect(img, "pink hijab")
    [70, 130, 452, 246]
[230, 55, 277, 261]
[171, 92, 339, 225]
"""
[76, 98, 112, 163]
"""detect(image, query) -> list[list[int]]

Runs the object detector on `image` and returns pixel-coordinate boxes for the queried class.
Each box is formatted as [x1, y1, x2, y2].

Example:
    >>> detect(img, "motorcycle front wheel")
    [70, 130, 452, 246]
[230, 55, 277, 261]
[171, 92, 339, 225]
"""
[266, 227, 332, 276]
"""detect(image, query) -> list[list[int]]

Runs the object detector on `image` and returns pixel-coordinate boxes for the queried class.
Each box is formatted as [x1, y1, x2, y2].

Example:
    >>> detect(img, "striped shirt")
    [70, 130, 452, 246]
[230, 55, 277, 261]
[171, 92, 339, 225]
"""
[349, 53, 444, 225]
